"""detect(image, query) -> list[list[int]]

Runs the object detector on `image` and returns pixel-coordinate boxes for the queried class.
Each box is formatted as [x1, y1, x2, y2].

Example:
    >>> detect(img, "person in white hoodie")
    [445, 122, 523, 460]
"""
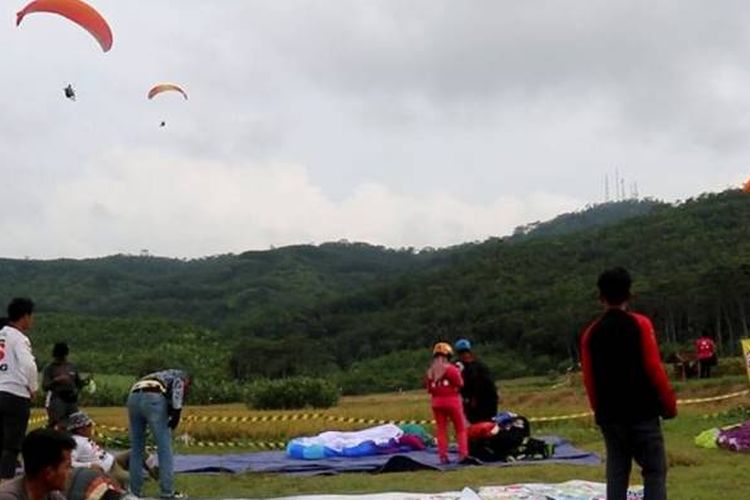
[0, 298, 38, 481]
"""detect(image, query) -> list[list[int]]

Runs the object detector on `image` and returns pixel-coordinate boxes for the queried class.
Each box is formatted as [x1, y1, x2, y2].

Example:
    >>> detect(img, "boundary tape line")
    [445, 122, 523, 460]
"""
[24, 388, 750, 448]
[678, 389, 749, 405]
[180, 389, 749, 427]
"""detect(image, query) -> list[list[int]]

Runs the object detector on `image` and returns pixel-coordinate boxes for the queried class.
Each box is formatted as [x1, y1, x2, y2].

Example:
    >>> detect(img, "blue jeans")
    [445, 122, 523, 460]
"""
[600, 418, 667, 500]
[128, 391, 174, 497]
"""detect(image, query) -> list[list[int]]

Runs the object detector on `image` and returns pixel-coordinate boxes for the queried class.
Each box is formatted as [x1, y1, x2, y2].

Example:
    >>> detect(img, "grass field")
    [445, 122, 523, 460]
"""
[36, 373, 750, 499]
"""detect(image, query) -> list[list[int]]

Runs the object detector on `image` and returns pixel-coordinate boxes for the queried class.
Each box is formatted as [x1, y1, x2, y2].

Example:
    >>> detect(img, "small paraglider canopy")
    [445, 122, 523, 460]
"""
[63, 84, 76, 101]
[159, 121, 166, 128]
[148, 83, 188, 101]
[16, 0, 113, 52]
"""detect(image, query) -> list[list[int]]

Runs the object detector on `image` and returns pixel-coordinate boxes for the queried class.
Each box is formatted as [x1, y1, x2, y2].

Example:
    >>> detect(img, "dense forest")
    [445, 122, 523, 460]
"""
[5, 193, 748, 394]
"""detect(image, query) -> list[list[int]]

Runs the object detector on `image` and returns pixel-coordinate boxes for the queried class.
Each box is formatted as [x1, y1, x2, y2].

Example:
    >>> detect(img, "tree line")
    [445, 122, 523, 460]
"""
[5, 192, 747, 394]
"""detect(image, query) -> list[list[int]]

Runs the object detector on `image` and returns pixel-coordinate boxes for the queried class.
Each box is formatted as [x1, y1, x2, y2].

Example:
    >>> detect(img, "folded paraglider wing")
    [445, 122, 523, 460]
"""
[148, 83, 188, 101]
[16, 0, 113, 52]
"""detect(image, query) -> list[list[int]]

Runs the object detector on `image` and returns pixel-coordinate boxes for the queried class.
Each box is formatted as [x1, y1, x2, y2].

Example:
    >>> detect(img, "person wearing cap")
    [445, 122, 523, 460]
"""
[127, 370, 190, 499]
[454, 339, 499, 424]
[66, 411, 152, 489]
[0, 298, 38, 481]
[42, 342, 87, 429]
[425, 342, 469, 464]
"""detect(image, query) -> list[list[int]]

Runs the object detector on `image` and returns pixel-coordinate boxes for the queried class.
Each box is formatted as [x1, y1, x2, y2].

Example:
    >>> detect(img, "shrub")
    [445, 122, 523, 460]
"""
[188, 379, 248, 405]
[246, 377, 339, 410]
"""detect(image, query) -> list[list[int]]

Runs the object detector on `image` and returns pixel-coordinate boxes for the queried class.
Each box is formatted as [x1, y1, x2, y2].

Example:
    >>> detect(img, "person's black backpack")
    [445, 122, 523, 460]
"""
[468, 415, 531, 462]
[507, 436, 555, 461]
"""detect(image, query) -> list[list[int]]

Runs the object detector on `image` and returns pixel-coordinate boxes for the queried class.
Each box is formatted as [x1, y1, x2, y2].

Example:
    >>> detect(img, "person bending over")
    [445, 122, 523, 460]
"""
[127, 370, 190, 499]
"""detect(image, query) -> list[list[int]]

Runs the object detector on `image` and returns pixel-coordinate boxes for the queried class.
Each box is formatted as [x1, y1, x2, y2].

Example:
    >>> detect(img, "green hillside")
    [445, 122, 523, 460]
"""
[0, 242, 439, 329]
[232, 191, 750, 387]
[5, 193, 736, 393]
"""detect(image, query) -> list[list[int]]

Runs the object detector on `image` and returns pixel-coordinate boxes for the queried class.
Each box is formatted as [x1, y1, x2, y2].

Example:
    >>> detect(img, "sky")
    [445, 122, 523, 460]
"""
[2, 0, 749, 259]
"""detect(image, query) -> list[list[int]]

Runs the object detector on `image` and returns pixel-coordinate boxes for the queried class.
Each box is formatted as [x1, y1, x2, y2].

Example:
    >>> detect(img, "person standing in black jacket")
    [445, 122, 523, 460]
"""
[581, 268, 676, 500]
[42, 342, 86, 429]
[454, 339, 499, 423]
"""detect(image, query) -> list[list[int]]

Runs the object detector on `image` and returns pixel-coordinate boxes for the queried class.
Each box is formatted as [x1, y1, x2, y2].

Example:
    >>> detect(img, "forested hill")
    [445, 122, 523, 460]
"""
[0, 198, 659, 330]
[0, 193, 722, 384]
[0, 243, 438, 328]
[510, 198, 664, 240]
[230, 190, 750, 381]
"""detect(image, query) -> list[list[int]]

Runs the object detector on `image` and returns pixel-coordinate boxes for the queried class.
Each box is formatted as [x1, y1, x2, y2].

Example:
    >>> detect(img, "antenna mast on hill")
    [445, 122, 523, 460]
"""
[605, 168, 640, 201]
[605, 174, 610, 202]
[615, 167, 623, 200]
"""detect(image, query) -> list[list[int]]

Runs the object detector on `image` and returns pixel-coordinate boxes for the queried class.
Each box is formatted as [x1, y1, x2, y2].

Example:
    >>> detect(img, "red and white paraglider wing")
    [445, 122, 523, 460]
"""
[16, 0, 113, 52]
[148, 83, 189, 101]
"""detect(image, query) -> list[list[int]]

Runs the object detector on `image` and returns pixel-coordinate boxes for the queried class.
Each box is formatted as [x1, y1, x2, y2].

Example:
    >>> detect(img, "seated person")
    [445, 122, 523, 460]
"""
[0, 429, 74, 500]
[65, 412, 156, 489]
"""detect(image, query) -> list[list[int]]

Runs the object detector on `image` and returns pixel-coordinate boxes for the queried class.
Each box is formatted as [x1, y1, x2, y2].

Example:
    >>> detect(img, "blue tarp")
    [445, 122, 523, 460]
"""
[172, 436, 600, 476]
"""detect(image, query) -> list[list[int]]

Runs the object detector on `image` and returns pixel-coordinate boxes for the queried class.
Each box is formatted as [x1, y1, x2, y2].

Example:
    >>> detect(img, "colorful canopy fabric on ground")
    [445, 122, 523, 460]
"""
[247, 489, 478, 500]
[694, 428, 720, 449]
[717, 420, 750, 452]
[171, 436, 598, 475]
[478, 480, 643, 499]
[695, 419, 750, 451]
[244, 481, 643, 500]
[286, 424, 423, 459]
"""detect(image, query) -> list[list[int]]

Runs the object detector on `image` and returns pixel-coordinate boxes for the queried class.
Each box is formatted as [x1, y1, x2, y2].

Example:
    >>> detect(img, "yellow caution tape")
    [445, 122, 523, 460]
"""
[179, 389, 748, 426]
[191, 440, 285, 450]
[182, 413, 433, 426]
[97, 424, 128, 433]
[184, 413, 324, 424]
[28, 416, 47, 425]
[677, 389, 749, 405]
[529, 412, 593, 423]
[92, 427, 285, 450]
[26, 388, 746, 439]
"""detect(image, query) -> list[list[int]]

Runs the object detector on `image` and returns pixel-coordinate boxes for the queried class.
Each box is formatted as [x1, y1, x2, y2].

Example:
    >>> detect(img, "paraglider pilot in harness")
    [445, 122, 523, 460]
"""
[64, 84, 76, 101]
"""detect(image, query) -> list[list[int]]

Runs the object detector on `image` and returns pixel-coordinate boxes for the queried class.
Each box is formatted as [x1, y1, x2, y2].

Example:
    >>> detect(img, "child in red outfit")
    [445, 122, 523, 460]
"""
[426, 342, 469, 463]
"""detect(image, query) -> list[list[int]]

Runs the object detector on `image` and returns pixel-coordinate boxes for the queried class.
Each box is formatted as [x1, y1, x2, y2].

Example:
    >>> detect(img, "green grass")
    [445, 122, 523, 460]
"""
[165, 411, 750, 499]
[34, 375, 750, 500]
[48, 373, 750, 499]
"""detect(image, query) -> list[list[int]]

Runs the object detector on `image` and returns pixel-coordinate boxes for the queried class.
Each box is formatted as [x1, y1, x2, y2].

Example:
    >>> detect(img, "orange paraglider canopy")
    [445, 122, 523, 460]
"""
[16, 0, 113, 52]
[743, 177, 750, 193]
[148, 83, 189, 101]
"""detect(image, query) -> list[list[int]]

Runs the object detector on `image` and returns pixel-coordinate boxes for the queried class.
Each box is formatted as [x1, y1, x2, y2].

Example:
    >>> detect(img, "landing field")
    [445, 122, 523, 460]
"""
[60, 374, 750, 499]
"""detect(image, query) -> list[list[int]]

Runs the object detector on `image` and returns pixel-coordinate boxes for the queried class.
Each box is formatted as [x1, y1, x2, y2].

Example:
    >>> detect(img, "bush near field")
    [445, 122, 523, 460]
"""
[246, 377, 339, 410]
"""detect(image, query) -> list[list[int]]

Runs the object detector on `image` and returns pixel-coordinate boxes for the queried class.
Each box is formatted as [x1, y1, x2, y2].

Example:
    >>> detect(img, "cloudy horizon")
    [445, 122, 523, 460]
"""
[1, 1, 747, 259]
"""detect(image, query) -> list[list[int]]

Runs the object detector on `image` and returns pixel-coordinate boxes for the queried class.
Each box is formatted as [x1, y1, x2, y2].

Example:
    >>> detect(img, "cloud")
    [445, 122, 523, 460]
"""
[3, 150, 582, 258]
[2, 1, 750, 258]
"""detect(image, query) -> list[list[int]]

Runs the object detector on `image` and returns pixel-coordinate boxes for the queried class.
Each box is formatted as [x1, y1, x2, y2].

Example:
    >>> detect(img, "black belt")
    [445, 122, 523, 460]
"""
[131, 387, 164, 394]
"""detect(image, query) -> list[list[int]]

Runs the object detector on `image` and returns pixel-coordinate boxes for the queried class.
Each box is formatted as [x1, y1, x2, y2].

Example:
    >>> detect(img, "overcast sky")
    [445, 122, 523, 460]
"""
[2, 1, 749, 258]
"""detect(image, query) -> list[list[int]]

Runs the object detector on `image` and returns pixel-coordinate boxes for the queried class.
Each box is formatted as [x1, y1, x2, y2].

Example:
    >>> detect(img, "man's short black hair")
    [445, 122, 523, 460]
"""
[597, 267, 632, 306]
[52, 342, 69, 359]
[7, 298, 34, 322]
[22, 429, 75, 478]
